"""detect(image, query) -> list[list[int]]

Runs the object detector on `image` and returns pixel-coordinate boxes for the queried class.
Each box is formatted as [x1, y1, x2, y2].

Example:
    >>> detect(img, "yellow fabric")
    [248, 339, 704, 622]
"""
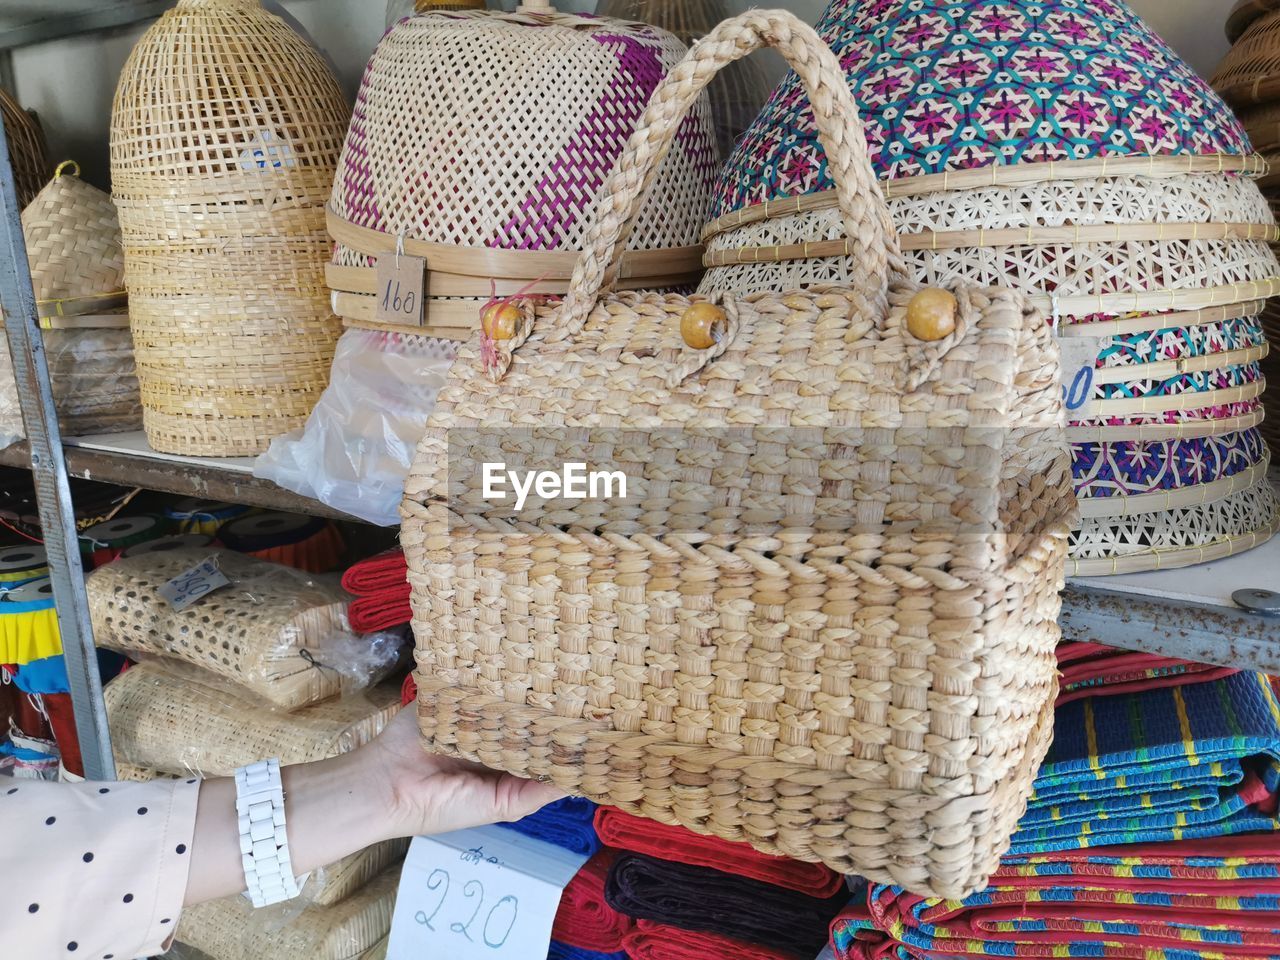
[0, 567, 48, 584]
[0, 607, 63, 664]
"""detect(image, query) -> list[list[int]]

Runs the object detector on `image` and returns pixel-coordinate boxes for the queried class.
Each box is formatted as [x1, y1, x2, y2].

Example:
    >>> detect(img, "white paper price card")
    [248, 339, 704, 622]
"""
[1056, 333, 1106, 414]
[157, 555, 230, 611]
[387, 826, 591, 960]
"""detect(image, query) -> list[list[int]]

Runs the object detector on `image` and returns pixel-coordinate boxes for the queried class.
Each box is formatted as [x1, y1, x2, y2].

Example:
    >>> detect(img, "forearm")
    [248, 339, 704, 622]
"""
[184, 751, 399, 906]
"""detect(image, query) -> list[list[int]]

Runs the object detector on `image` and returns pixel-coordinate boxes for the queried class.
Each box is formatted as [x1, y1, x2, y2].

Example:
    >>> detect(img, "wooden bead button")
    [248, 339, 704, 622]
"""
[905, 288, 957, 342]
[481, 302, 521, 341]
[680, 302, 726, 350]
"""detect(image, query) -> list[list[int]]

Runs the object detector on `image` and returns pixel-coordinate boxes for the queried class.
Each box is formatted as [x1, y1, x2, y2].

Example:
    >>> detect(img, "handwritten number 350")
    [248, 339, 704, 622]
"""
[414, 870, 518, 950]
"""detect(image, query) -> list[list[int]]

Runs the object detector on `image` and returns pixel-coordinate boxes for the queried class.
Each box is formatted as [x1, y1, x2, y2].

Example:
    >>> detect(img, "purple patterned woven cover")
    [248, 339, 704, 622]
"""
[1072, 427, 1267, 498]
[1093, 361, 1262, 401]
[333, 11, 716, 258]
[711, 0, 1250, 217]
[1096, 317, 1267, 368]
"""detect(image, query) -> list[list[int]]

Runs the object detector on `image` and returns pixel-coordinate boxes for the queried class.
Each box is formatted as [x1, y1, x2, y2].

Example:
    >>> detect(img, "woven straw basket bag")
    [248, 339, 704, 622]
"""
[402, 11, 1075, 899]
[0, 86, 49, 209]
[15, 161, 141, 436]
[704, 0, 1279, 577]
[110, 0, 350, 456]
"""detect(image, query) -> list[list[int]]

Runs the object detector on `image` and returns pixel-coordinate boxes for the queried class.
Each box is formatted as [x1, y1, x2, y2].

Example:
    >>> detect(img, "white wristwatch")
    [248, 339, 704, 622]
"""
[235, 759, 305, 907]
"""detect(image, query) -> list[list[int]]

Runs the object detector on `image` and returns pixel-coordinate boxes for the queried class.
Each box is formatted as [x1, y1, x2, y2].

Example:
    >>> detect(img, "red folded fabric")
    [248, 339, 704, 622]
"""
[624, 919, 797, 960]
[401, 672, 417, 706]
[348, 592, 412, 633]
[1055, 641, 1235, 706]
[594, 808, 844, 897]
[42, 692, 82, 778]
[552, 849, 634, 952]
[341, 550, 409, 593]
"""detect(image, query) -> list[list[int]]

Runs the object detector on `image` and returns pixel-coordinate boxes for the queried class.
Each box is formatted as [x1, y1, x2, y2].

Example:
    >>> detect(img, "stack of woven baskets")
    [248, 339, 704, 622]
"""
[91, 546, 405, 958]
[258, 1, 717, 523]
[1, 86, 49, 209]
[703, 0, 1279, 576]
[1215, 0, 1280, 459]
[110, 0, 350, 457]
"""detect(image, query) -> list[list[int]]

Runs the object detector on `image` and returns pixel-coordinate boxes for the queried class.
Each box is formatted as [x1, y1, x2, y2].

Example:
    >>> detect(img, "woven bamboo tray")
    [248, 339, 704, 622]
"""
[326, 6, 716, 341]
[104, 660, 402, 777]
[1214, 6, 1280, 108]
[87, 548, 353, 710]
[177, 864, 398, 960]
[110, 0, 350, 456]
[0, 86, 49, 208]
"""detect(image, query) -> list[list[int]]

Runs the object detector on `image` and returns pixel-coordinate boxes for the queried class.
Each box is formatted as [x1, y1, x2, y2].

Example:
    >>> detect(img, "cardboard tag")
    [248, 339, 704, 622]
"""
[1056, 334, 1105, 413]
[375, 254, 426, 327]
[387, 827, 591, 960]
[157, 556, 230, 611]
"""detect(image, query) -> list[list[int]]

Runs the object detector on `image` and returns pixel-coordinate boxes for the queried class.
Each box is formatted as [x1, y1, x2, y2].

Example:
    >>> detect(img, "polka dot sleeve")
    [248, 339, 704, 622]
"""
[0, 777, 201, 959]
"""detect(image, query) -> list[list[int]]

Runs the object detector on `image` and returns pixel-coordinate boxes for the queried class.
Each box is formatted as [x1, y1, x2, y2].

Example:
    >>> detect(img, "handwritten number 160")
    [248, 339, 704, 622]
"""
[381, 279, 415, 316]
[413, 869, 518, 949]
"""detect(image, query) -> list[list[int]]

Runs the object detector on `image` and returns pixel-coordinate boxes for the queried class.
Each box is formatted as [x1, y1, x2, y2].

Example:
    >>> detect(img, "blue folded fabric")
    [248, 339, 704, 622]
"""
[498, 796, 600, 856]
[6, 649, 127, 695]
[547, 942, 626, 960]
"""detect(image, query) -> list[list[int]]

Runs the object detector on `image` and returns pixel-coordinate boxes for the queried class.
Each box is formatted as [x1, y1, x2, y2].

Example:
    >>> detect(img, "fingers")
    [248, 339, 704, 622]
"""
[499, 774, 568, 822]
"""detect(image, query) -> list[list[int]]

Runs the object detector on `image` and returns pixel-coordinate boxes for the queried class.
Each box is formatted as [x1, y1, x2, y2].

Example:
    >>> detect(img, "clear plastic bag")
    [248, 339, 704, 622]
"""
[255, 328, 457, 526]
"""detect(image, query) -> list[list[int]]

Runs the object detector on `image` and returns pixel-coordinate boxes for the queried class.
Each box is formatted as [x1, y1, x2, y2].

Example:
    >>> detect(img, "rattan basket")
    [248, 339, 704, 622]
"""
[87, 548, 354, 710]
[104, 660, 402, 777]
[1, 86, 49, 208]
[702, 0, 1278, 574]
[177, 865, 398, 960]
[110, 0, 350, 456]
[1229, 0, 1280, 43]
[325, 4, 716, 341]
[404, 10, 1074, 900]
[596, 0, 771, 160]
[1215, 6, 1280, 109]
[12, 161, 142, 436]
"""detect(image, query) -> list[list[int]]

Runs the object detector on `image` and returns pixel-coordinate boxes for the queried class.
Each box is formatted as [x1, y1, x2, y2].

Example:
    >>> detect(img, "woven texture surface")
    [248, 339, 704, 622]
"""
[110, 0, 350, 456]
[176, 864, 398, 960]
[87, 548, 353, 710]
[1214, 7, 1280, 108]
[104, 660, 402, 777]
[1, 87, 48, 208]
[404, 11, 1074, 900]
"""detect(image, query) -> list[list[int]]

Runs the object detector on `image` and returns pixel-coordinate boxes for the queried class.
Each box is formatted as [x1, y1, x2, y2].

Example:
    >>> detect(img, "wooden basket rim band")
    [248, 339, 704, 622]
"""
[699, 154, 1272, 243]
[1066, 513, 1279, 577]
[1064, 408, 1265, 443]
[1073, 379, 1266, 418]
[703, 222, 1280, 267]
[1056, 300, 1265, 338]
[1076, 456, 1272, 520]
[326, 207, 704, 282]
[1089, 342, 1268, 385]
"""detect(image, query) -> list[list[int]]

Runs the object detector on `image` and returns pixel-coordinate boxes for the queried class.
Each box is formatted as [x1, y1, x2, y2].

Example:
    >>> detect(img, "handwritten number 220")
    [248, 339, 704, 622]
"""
[414, 869, 518, 949]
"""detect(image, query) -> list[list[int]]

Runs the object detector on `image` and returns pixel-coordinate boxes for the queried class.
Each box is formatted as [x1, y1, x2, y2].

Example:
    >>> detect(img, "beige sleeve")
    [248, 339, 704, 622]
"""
[0, 776, 201, 959]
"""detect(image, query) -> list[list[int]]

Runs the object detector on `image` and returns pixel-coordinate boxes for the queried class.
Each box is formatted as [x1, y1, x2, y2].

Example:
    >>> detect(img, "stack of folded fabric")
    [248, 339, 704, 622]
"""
[596, 808, 848, 959]
[831, 669, 1280, 960]
[501, 796, 601, 856]
[1055, 640, 1238, 704]
[341, 549, 411, 633]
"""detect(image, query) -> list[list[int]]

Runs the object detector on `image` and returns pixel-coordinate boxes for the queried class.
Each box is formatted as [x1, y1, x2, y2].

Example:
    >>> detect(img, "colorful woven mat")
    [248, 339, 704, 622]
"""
[605, 852, 847, 957]
[714, 0, 1249, 215]
[832, 832, 1280, 960]
[594, 807, 845, 896]
[1056, 641, 1236, 705]
[498, 796, 601, 857]
[553, 849, 634, 953]
[1011, 671, 1280, 854]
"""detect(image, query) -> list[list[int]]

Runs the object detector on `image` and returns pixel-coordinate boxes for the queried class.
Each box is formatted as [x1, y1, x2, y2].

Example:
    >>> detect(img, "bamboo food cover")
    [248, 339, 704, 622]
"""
[0, 87, 49, 209]
[402, 11, 1075, 900]
[703, 0, 1279, 576]
[109, 0, 350, 456]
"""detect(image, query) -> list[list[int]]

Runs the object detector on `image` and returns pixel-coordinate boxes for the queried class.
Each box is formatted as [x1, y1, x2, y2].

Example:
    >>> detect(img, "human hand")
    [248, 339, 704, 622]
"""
[362, 704, 567, 839]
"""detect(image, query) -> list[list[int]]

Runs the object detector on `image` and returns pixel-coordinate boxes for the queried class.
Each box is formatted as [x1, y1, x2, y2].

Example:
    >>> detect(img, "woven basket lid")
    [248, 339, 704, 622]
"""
[20, 162, 126, 308]
[1226, 0, 1280, 44]
[1, 87, 49, 209]
[330, 8, 718, 256]
[712, 0, 1251, 218]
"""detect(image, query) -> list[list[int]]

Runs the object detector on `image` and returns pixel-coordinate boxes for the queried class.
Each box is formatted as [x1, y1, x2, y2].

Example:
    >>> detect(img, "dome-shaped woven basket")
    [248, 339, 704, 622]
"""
[595, 0, 772, 160]
[326, 7, 717, 340]
[15, 162, 141, 436]
[1228, 0, 1280, 44]
[110, 0, 350, 456]
[1214, 6, 1280, 109]
[701, 0, 1278, 574]
[1, 87, 49, 209]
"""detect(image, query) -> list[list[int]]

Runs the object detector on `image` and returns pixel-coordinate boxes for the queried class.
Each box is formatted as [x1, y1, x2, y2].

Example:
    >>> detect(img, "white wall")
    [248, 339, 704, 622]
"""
[7, 0, 1234, 191]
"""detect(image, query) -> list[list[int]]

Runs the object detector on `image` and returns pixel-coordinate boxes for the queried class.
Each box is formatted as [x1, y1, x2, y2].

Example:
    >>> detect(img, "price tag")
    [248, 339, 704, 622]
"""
[387, 826, 591, 960]
[375, 254, 426, 327]
[1056, 333, 1105, 413]
[156, 555, 230, 611]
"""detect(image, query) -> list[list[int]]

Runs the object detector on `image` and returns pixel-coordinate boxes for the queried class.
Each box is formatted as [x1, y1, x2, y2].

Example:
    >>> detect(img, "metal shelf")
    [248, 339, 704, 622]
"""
[0, 1, 168, 50]
[0, 431, 362, 522]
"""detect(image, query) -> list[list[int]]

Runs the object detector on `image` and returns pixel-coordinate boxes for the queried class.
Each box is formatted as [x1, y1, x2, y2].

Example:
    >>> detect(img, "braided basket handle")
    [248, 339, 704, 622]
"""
[551, 9, 905, 342]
